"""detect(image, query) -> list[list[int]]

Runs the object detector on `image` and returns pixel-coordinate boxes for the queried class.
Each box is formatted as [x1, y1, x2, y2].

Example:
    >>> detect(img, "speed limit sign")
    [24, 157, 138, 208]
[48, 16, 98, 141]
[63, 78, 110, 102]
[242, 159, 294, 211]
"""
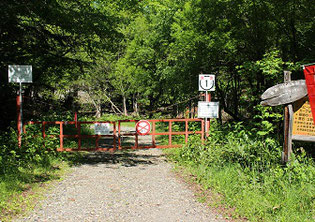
[136, 120, 151, 135]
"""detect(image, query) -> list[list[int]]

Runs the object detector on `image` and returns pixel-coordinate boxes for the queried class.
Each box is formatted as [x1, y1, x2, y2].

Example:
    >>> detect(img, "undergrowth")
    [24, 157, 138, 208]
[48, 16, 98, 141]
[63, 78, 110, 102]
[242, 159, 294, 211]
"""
[167, 106, 315, 221]
[0, 125, 84, 221]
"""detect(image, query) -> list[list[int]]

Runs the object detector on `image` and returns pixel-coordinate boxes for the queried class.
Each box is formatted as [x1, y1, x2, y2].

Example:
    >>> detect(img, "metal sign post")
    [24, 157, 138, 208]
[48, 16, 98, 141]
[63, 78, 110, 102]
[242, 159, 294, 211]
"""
[205, 91, 208, 135]
[19, 82, 23, 145]
[8, 65, 32, 146]
[199, 74, 217, 137]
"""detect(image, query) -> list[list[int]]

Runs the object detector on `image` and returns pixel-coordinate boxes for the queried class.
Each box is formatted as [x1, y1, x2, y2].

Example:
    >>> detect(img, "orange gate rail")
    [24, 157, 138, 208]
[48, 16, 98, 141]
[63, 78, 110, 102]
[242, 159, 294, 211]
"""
[25, 118, 204, 151]
[118, 119, 204, 150]
[26, 121, 117, 151]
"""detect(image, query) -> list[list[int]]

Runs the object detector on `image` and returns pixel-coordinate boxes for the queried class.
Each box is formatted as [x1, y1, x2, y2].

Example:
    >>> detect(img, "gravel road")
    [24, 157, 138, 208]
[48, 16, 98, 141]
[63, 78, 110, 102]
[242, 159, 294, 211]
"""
[16, 149, 225, 222]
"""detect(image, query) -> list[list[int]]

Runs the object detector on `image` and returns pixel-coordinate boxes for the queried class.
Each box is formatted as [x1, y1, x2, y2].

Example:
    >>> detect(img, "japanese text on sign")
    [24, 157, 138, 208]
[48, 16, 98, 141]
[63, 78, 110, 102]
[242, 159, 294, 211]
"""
[94, 123, 111, 135]
[198, 101, 219, 118]
[292, 101, 315, 136]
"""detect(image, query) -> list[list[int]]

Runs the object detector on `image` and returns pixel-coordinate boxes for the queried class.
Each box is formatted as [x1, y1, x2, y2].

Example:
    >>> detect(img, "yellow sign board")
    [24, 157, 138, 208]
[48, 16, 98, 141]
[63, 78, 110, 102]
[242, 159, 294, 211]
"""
[292, 100, 315, 136]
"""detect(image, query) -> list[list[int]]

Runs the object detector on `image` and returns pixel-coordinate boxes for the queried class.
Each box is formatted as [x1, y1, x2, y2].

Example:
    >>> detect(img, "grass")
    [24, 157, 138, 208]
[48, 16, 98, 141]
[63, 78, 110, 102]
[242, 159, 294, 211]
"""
[0, 160, 70, 221]
[165, 121, 315, 221]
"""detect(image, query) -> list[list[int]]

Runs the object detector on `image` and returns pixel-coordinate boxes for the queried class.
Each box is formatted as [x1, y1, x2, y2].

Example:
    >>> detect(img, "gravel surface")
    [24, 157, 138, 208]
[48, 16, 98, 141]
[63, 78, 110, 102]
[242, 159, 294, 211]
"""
[15, 149, 225, 222]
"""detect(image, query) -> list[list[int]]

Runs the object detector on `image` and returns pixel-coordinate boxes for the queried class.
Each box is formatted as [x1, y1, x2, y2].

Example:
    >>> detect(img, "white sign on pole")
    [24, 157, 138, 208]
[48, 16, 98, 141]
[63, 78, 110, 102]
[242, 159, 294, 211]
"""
[94, 123, 111, 135]
[198, 101, 219, 118]
[199, 74, 215, 91]
[8, 65, 32, 83]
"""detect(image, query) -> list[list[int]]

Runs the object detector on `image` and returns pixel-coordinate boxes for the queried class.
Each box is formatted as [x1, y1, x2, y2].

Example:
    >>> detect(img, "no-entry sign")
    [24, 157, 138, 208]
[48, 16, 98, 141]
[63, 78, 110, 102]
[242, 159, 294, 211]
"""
[136, 120, 151, 135]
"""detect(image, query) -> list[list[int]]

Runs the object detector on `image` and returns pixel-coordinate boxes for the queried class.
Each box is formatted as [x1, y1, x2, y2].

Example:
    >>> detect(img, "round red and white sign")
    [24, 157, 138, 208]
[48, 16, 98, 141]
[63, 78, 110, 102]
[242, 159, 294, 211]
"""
[136, 120, 151, 135]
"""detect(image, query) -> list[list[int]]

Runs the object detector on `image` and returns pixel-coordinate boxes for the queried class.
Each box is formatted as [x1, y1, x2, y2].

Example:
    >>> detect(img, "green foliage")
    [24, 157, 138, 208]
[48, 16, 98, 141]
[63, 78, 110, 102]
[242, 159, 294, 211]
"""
[168, 121, 315, 221]
[0, 123, 84, 219]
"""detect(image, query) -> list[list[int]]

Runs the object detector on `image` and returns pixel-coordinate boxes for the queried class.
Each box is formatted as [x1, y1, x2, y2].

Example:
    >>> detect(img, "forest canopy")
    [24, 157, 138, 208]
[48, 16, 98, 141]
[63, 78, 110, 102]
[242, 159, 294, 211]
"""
[0, 0, 314, 129]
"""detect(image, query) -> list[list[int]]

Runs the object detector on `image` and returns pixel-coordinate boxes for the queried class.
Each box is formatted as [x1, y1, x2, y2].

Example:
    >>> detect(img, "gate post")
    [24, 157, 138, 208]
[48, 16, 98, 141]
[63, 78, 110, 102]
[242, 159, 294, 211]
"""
[152, 121, 156, 147]
[59, 122, 64, 151]
[113, 122, 117, 151]
[168, 121, 172, 146]
[185, 120, 188, 143]
[78, 123, 82, 150]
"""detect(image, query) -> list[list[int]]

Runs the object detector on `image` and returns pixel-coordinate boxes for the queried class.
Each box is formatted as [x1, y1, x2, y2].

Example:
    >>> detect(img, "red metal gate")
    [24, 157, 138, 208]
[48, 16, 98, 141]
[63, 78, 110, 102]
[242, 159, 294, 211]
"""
[118, 119, 204, 150]
[25, 118, 204, 151]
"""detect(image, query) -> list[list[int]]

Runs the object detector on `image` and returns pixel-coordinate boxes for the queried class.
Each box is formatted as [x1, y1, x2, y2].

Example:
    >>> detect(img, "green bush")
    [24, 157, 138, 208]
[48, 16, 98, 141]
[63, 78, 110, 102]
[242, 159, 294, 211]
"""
[168, 108, 315, 221]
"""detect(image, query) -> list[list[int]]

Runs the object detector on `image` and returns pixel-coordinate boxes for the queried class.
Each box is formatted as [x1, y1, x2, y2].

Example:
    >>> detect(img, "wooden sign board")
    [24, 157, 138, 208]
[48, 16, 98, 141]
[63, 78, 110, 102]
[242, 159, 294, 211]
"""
[292, 99, 315, 142]
[261, 80, 307, 106]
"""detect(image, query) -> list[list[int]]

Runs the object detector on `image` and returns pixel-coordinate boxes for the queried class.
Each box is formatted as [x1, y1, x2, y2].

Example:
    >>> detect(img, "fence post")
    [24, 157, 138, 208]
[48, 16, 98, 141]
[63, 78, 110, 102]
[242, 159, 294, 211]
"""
[78, 122, 81, 150]
[60, 122, 64, 151]
[113, 122, 117, 151]
[168, 121, 172, 146]
[42, 121, 46, 139]
[185, 120, 188, 143]
[152, 121, 156, 147]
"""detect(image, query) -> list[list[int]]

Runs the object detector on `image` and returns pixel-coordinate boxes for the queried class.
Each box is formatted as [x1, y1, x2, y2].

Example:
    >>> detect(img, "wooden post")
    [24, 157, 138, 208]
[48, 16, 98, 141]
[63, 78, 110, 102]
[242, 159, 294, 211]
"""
[283, 71, 293, 163]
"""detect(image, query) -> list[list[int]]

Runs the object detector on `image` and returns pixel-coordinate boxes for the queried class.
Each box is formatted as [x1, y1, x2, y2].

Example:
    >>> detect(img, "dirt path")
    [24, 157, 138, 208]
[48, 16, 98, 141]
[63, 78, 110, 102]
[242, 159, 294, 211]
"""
[15, 149, 225, 222]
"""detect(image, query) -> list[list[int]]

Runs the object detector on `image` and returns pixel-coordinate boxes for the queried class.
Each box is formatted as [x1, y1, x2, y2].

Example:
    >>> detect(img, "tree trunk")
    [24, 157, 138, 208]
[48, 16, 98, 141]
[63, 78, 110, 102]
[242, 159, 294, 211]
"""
[95, 103, 101, 118]
[133, 93, 139, 116]
[123, 95, 128, 116]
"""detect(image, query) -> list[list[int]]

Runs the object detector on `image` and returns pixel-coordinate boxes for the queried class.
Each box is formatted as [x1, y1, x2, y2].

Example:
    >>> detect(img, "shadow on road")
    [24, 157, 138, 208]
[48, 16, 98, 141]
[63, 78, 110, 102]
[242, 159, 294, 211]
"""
[64, 149, 166, 168]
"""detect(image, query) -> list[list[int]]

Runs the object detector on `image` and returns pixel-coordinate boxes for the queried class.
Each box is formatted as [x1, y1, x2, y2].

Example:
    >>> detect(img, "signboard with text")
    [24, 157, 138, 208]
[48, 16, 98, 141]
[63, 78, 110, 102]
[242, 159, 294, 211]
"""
[94, 123, 111, 135]
[8, 65, 32, 83]
[292, 99, 315, 142]
[198, 101, 219, 118]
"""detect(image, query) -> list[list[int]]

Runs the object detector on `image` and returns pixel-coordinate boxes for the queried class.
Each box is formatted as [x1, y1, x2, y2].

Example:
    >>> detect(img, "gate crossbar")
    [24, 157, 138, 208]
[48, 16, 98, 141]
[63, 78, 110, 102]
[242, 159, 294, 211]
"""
[25, 118, 204, 151]
[118, 119, 204, 150]
[25, 121, 117, 151]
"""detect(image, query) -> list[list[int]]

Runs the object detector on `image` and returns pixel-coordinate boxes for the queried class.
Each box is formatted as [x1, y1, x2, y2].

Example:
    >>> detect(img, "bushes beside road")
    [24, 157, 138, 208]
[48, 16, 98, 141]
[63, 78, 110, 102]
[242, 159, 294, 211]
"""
[167, 114, 315, 221]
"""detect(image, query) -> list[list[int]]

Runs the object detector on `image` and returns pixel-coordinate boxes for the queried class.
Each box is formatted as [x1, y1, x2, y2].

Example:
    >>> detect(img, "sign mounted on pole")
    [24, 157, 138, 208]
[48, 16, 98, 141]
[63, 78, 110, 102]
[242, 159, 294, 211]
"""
[8, 65, 33, 83]
[199, 74, 215, 91]
[136, 120, 151, 136]
[198, 101, 219, 118]
[260, 80, 307, 106]
[8, 65, 33, 147]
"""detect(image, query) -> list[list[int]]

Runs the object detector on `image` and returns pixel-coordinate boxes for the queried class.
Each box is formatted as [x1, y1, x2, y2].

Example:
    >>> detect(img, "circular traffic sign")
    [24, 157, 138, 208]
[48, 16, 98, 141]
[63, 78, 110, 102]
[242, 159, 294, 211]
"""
[199, 74, 215, 91]
[136, 120, 151, 135]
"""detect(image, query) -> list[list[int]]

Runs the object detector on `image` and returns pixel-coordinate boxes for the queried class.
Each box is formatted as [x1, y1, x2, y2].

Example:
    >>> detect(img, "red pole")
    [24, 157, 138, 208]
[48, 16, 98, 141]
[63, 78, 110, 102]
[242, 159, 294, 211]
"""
[168, 121, 172, 146]
[152, 122, 156, 147]
[113, 122, 117, 151]
[74, 112, 78, 128]
[207, 93, 211, 135]
[17, 95, 22, 147]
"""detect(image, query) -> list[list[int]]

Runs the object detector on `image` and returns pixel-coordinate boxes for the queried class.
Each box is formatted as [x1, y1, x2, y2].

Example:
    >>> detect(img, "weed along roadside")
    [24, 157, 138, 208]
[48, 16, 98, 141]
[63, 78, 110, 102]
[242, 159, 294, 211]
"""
[166, 118, 315, 221]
